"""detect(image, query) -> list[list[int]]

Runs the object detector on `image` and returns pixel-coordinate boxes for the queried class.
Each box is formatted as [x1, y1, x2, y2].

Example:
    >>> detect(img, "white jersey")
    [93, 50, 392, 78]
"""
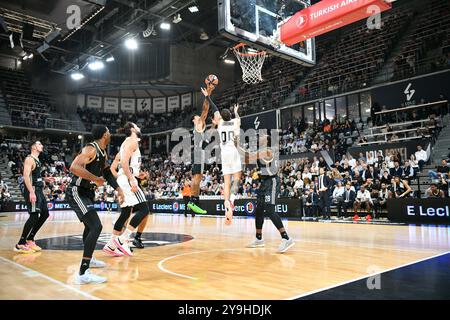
[118, 137, 141, 178]
[218, 118, 242, 175]
[217, 118, 241, 150]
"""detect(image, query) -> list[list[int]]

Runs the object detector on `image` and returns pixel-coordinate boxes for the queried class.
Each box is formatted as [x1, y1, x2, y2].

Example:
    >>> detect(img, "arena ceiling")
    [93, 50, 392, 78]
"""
[0, 0, 222, 73]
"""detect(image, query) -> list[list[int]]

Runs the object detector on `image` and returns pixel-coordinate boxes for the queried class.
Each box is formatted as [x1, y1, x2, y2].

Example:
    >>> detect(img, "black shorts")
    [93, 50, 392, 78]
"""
[257, 176, 279, 205]
[191, 149, 206, 175]
[66, 185, 96, 222]
[23, 187, 47, 214]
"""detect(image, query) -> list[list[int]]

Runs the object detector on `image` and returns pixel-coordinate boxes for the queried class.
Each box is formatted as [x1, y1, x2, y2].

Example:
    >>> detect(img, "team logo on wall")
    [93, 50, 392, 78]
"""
[47, 203, 54, 210]
[404, 83, 415, 101]
[245, 201, 256, 215]
[35, 232, 193, 251]
[173, 202, 179, 212]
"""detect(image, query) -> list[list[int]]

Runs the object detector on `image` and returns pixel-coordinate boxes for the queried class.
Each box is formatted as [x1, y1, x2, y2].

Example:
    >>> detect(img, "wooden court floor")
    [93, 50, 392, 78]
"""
[0, 211, 449, 300]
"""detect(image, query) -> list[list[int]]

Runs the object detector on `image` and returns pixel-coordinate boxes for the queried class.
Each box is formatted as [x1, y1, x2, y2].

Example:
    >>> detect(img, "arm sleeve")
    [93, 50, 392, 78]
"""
[103, 167, 119, 189]
[206, 96, 219, 114]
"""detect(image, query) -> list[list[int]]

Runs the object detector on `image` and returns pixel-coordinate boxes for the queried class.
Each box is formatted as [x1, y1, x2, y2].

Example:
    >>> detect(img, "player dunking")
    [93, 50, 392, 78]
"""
[103, 122, 151, 256]
[66, 125, 125, 284]
[201, 87, 242, 225]
[188, 80, 216, 215]
[109, 152, 149, 249]
[242, 135, 295, 253]
[14, 141, 49, 253]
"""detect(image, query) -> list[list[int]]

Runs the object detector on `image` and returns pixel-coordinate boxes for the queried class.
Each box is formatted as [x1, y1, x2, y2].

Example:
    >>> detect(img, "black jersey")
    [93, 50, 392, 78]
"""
[70, 141, 107, 190]
[257, 148, 279, 178]
[192, 127, 210, 151]
[27, 155, 44, 188]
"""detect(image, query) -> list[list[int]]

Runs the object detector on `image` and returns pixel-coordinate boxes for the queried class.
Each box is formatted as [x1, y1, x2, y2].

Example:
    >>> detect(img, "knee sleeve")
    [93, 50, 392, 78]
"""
[129, 202, 150, 228]
[267, 205, 284, 230]
[84, 210, 102, 234]
[39, 208, 49, 220]
[255, 198, 265, 230]
[114, 206, 132, 232]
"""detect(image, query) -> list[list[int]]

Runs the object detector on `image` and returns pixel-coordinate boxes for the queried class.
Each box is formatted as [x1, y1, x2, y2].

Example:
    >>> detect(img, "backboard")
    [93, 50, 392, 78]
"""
[218, 0, 315, 66]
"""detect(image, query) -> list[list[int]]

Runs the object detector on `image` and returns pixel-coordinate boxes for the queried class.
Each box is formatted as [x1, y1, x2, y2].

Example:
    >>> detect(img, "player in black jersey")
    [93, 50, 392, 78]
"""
[188, 84, 216, 214]
[240, 135, 295, 253]
[66, 125, 124, 284]
[14, 141, 49, 254]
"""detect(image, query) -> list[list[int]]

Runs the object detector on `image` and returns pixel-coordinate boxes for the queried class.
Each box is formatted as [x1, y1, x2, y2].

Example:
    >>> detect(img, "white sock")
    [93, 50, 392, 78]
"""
[122, 228, 132, 239]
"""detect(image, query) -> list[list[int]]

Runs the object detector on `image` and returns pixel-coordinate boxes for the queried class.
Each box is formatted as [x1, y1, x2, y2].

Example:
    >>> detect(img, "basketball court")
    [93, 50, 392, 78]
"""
[0, 0, 450, 305]
[1, 211, 449, 300]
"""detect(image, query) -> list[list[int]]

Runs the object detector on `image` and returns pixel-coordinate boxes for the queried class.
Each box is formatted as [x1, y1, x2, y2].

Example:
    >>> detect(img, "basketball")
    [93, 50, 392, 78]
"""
[205, 74, 219, 87]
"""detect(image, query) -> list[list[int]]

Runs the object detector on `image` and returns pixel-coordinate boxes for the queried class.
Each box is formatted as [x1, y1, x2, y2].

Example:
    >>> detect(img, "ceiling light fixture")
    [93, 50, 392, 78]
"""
[160, 22, 171, 30]
[188, 6, 199, 13]
[125, 38, 138, 50]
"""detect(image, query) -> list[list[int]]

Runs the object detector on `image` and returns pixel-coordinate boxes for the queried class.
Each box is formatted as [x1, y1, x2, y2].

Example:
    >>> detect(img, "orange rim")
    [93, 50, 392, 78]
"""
[233, 42, 266, 57]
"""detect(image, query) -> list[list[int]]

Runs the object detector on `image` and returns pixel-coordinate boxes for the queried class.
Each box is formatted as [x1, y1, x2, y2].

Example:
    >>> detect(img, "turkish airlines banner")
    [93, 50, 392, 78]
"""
[121, 98, 136, 113]
[281, 0, 392, 45]
[137, 98, 152, 112]
[104, 97, 119, 114]
[167, 96, 180, 112]
[153, 97, 166, 114]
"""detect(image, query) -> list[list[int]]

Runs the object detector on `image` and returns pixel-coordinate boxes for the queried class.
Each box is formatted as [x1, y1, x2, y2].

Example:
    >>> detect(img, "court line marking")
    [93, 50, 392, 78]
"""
[287, 250, 450, 300]
[0, 256, 101, 300]
[157, 247, 324, 280]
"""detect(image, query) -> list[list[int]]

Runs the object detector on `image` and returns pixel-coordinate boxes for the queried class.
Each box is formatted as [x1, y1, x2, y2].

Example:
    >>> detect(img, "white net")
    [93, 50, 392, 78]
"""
[232, 43, 267, 84]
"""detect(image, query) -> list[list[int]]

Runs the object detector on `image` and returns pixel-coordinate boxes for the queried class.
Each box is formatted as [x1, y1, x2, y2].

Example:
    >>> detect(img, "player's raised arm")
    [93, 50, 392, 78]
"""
[200, 85, 215, 123]
[22, 156, 36, 203]
[70, 145, 105, 187]
[201, 87, 221, 124]
[120, 138, 139, 192]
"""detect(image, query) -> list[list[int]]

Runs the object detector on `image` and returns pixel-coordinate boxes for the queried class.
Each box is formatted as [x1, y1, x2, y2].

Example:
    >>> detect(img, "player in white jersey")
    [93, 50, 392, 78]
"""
[201, 87, 242, 225]
[103, 122, 151, 257]
[109, 153, 149, 249]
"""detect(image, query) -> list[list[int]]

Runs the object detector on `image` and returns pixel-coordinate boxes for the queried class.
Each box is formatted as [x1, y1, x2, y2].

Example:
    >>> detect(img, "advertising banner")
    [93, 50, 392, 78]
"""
[387, 198, 450, 224]
[281, 0, 392, 44]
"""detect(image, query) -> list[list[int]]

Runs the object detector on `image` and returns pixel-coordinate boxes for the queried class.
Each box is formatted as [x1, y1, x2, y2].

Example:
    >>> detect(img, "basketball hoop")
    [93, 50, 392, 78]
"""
[232, 43, 266, 84]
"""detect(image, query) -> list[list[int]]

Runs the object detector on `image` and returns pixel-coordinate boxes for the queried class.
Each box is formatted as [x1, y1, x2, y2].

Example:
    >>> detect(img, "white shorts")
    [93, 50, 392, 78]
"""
[117, 175, 147, 208]
[221, 147, 242, 175]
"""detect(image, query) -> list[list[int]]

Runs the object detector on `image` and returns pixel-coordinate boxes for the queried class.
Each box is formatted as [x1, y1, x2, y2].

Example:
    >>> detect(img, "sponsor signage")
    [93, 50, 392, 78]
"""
[149, 198, 303, 217]
[348, 140, 431, 163]
[387, 198, 450, 224]
[5, 199, 303, 217]
[281, 0, 392, 44]
[371, 71, 450, 109]
[4, 201, 118, 212]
